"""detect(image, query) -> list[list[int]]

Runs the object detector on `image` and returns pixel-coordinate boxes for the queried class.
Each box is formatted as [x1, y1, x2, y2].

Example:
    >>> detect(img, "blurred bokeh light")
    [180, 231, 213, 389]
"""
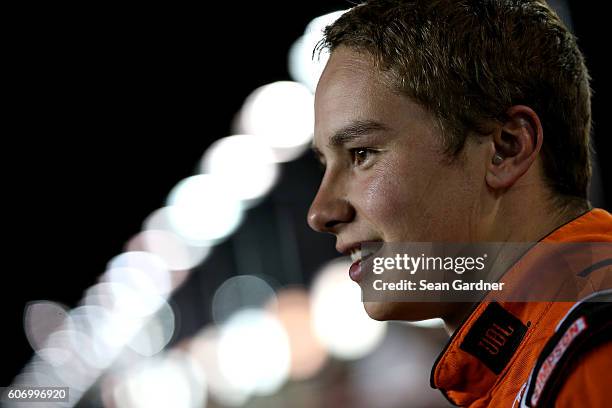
[166, 175, 244, 245]
[311, 259, 387, 360]
[268, 288, 328, 381]
[199, 134, 279, 209]
[236, 81, 314, 162]
[186, 327, 250, 407]
[211, 274, 278, 325]
[111, 351, 206, 408]
[217, 309, 291, 397]
[288, 10, 348, 92]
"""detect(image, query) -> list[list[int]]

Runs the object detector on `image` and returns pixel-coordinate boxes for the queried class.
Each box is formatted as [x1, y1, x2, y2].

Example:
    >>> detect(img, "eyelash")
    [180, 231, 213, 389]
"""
[349, 148, 376, 167]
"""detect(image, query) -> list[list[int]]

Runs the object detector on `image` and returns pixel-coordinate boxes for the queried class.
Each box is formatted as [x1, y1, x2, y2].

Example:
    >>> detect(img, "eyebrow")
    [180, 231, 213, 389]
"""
[328, 120, 389, 147]
[311, 119, 390, 160]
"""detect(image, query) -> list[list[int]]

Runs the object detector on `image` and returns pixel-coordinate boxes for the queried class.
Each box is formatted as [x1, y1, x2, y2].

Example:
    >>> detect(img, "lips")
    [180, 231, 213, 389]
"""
[349, 259, 362, 282]
[348, 246, 378, 283]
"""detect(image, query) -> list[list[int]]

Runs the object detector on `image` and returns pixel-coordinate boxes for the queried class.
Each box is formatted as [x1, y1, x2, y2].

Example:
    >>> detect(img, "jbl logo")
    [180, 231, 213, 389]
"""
[478, 323, 516, 355]
[461, 303, 527, 374]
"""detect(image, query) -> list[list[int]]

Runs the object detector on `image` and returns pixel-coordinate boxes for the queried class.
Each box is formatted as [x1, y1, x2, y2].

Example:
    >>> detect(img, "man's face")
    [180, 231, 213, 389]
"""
[308, 47, 489, 321]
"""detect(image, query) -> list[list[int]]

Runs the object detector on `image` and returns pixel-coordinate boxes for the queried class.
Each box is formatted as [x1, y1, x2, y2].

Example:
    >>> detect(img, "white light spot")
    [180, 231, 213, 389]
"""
[142, 209, 212, 273]
[105, 251, 172, 298]
[127, 300, 175, 357]
[187, 327, 250, 407]
[268, 288, 328, 380]
[218, 309, 290, 396]
[237, 81, 314, 162]
[288, 10, 348, 92]
[66, 306, 124, 369]
[127, 229, 209, 273]
[166, 174, 244, 245]
[311, 259, 387, 360]
[42, 330, 99, 391]
[83, 281, 166, 318]
[199, 135, 279, 207]
[112, 351, 206, 408]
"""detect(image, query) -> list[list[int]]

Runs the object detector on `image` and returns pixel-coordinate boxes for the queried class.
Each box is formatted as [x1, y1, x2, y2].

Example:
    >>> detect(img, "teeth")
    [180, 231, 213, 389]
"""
[349, 247, 375, 263]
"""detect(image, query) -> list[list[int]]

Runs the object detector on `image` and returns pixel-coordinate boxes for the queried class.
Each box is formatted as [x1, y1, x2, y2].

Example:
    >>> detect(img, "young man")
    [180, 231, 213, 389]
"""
[307, 1, 611, 406]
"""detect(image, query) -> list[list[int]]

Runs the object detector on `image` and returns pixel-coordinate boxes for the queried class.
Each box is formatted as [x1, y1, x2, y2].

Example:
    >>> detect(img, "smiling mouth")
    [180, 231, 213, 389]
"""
[348, 246, 379, 282]
[349, 247, 377, 264]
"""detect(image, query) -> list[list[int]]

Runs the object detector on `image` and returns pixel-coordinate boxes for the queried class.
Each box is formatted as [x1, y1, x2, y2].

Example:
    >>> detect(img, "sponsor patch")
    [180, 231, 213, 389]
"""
[530, 316, 588, 407]
[460, 302, 528, 374]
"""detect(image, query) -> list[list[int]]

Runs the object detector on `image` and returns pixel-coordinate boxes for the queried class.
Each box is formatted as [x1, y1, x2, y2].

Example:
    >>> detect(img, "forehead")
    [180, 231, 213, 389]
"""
[317, 47, 379, 93]
[313, 46, 435, 149]
[315, 47, 383, 128]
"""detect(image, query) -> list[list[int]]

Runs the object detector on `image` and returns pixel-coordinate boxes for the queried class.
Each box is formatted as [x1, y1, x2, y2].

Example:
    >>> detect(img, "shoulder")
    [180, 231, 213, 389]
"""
[554, 341, 612, 408]
[521, 290, 612, 407]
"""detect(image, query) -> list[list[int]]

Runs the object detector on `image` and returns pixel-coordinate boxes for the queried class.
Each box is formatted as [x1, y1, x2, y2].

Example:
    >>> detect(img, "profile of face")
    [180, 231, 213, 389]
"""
[308, 46, 493, 321]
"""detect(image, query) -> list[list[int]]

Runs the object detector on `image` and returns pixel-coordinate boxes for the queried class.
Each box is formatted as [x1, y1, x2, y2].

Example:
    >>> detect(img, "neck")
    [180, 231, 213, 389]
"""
[487, 187, 589, 242]
[442, 196, 589, 335]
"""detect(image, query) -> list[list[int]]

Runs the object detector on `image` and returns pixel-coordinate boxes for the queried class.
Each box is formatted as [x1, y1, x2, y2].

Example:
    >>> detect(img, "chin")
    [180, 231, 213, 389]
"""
[363, 301, 397, 321]
[363, 301, 445, 322]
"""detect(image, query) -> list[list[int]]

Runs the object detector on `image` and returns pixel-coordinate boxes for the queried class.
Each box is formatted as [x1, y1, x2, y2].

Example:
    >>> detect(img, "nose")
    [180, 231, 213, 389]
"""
[307, 176, 355, 234]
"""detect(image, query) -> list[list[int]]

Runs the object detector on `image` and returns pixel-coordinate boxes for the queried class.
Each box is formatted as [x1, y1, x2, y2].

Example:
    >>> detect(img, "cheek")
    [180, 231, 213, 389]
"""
[354, 164, 417, 233]
[353, 156, 472, 240]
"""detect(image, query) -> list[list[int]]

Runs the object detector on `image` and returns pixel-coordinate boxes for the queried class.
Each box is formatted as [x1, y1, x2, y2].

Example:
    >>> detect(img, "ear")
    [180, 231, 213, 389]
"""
[485, 105, 543, 190]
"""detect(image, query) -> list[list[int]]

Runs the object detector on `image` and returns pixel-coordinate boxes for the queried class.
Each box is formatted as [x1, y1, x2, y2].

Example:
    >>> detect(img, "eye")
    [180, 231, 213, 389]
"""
[349, 148, 376, 167]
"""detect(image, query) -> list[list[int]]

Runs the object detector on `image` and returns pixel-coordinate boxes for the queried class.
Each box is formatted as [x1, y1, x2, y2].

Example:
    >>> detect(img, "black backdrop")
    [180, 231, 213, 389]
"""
[3, 0, 609, 386]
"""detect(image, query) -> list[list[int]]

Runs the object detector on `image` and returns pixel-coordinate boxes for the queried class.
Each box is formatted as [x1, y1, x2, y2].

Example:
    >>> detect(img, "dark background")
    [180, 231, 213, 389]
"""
[3, 1, 609, 386]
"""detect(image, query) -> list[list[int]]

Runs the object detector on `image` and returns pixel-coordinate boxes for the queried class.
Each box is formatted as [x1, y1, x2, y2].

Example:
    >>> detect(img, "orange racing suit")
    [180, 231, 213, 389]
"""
[431, 208, 612, 407]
